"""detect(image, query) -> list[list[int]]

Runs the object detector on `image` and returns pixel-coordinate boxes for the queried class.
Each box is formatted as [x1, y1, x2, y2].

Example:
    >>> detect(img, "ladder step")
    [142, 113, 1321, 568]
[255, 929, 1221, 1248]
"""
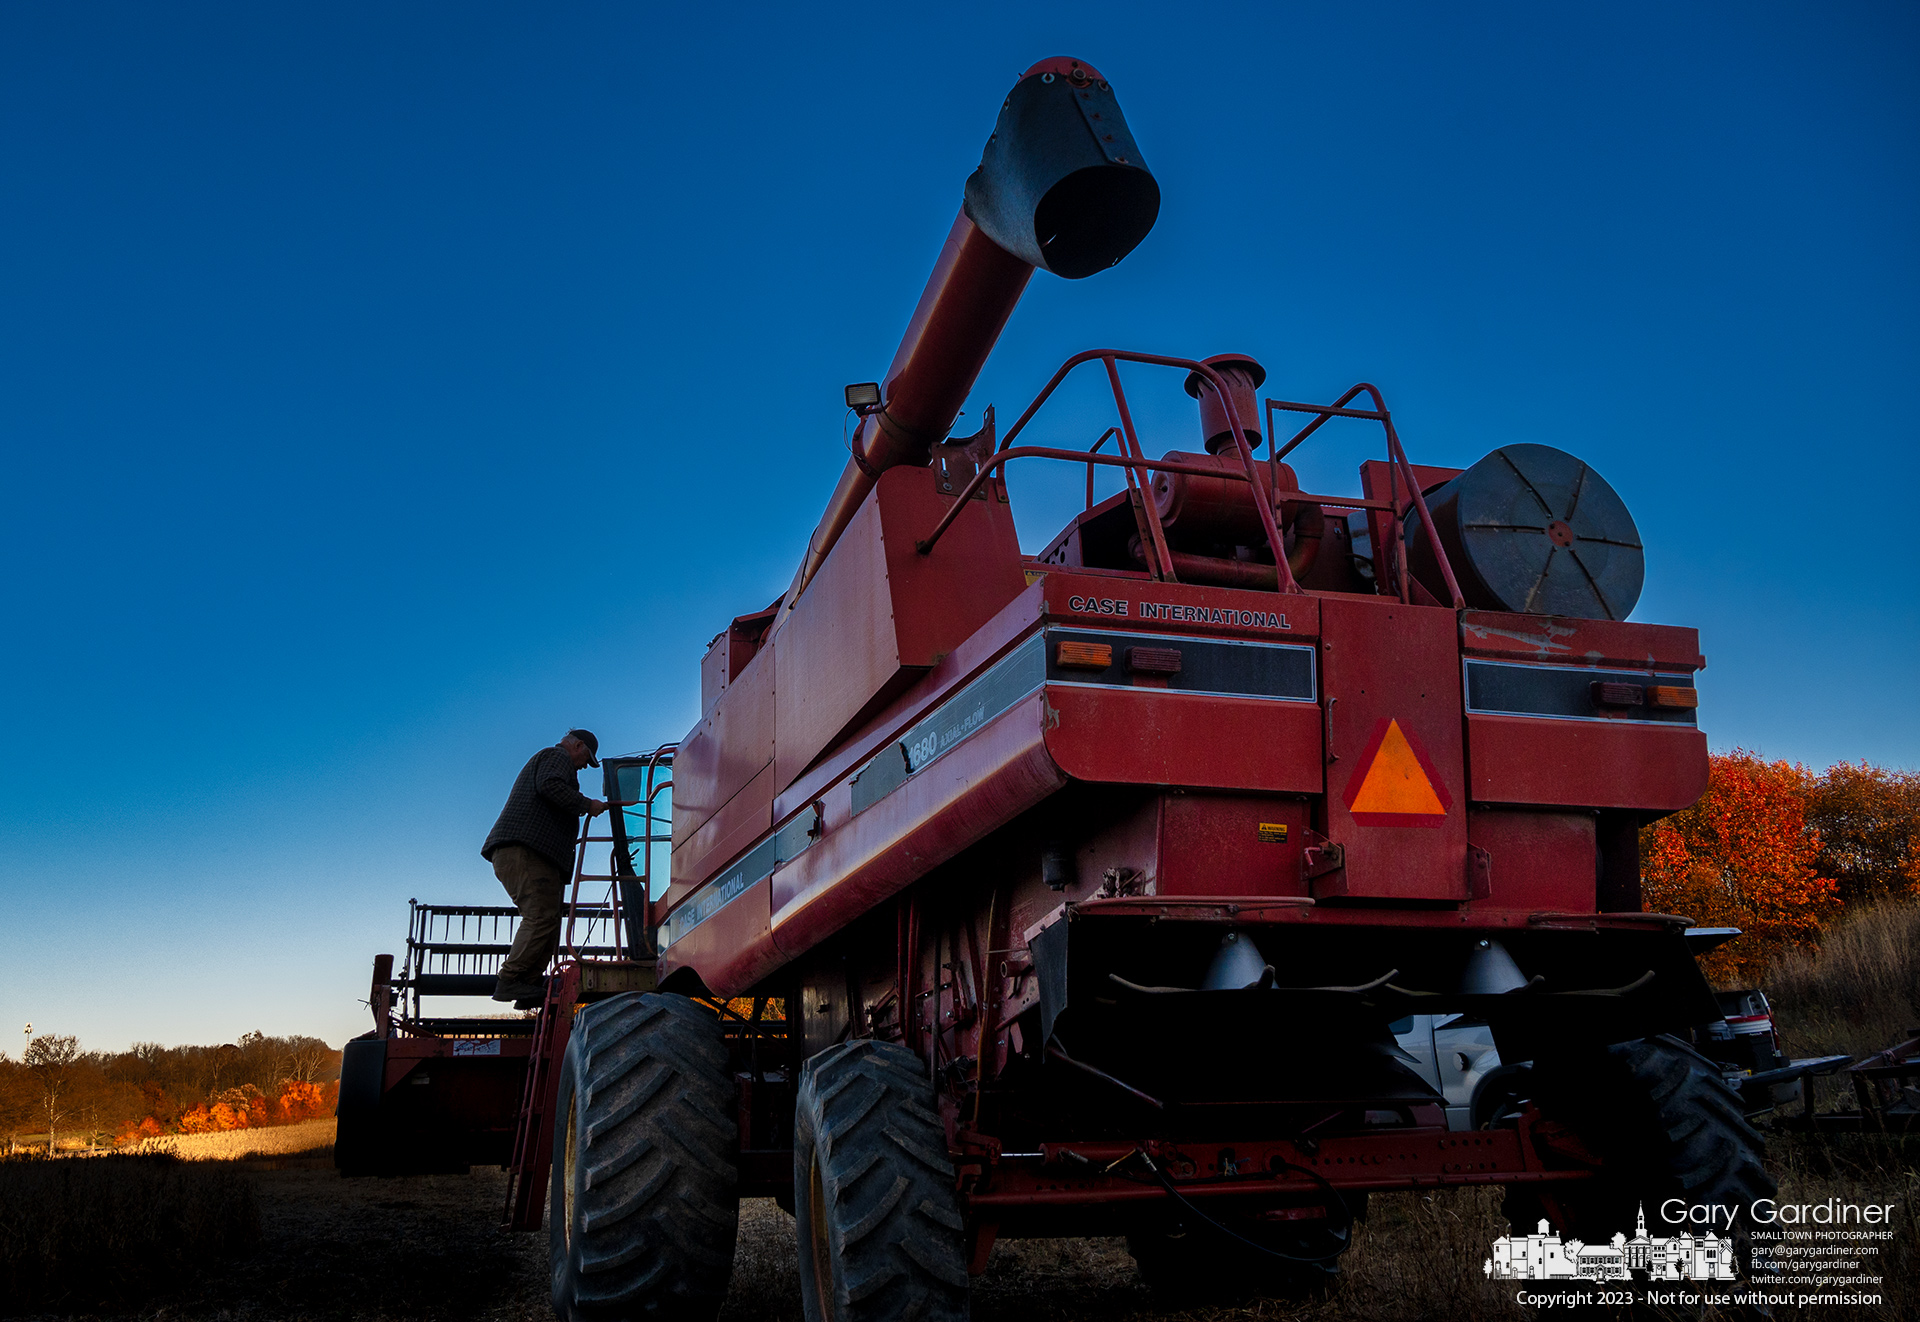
[412, 903, 616, 919]
[402, 1017, 538, 1037]
[407, 973, 501, 996]
[408, 944, 623, 960]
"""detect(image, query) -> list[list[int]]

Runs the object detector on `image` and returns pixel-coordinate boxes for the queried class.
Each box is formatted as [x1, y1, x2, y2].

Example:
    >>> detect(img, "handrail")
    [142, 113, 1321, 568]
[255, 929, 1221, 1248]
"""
[917, 447, 1394, 557]
[918, 350, 1295, 588]
[918, 349, 1466, 609]
[1084, 427, 1119, 509]
[1265, 386, 1465, 609]
[985, 349, 1291, 590]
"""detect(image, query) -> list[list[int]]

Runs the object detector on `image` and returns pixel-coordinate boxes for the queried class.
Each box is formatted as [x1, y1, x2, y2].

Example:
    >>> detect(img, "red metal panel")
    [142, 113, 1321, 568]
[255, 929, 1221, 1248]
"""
[880, 466, 1025, 668]
[775, 491, 901, 792]
[658, 875, 781, 998]
[1467, 713, 1709, 811]
[1466, 809, 1596, 912]
[775, 466, 1025, 793]
[1316, 597, 1468, 900]
[1459, 610, 1705, 671]
[1071, 894, 1688, 933]
[672, 640, 776, 852]
[1357, 459, 1462, 591]
[700, 633, 727, 714]
[964, 1128, 1587, 1215]
[1156, 795, 1311, 898]
[668, 760, 775, 900]
[766, 691, 1064, 973]
[1040, 572, 1320, 639]
[774, 584, 1047, 823]
[1043, 687, 1323, 794]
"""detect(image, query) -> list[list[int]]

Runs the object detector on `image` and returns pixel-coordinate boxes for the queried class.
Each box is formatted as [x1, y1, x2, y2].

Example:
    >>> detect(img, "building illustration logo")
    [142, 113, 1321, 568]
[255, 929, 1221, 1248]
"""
[1485, 1205, 1738, 1282]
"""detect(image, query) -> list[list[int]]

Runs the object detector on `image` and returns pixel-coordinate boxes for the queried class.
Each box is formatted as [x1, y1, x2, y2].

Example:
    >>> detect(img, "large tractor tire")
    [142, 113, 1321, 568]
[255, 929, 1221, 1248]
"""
[793, 1039, 969, 1322]
[549, 993, 739, 1322]
[1508, 1035, 1773, 1254]
[333, 1037, 390, 1176]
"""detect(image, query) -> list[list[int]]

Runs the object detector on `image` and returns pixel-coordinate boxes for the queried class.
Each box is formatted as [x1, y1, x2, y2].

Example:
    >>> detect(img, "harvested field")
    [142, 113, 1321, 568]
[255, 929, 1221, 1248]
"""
[0, 1153, 260, 1316]
[8, 1132, 1911, 1321]
[124, 1119, 339, 1164]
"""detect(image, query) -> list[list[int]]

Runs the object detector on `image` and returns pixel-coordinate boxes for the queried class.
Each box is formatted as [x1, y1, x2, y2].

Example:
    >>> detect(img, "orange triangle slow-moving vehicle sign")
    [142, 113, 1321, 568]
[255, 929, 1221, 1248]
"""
[1341, 718, 1453, 828]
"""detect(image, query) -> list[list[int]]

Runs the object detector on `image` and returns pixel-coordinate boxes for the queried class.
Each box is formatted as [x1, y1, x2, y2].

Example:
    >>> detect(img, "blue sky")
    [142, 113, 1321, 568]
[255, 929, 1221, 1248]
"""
[2, 3, 1914, 1052]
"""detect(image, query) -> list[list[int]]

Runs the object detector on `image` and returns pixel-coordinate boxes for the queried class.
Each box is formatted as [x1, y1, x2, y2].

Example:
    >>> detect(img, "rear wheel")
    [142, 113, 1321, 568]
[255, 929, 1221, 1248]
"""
[333, 1037, 389, 1176]
[1507, 1035, 1773, 1256]
[549, 993, 739, 1322]
[793, 1039, 969, 1322]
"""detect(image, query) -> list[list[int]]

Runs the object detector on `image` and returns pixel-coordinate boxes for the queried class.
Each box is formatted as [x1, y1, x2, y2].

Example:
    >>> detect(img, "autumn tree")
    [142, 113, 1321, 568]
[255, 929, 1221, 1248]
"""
[24, 1034, 80, 1154]
[1640, 750, 1841, 984]
[0, 1053, 38, 1153]
[1805, 762, 1920, 904]
[282, 1036, 337, 1084]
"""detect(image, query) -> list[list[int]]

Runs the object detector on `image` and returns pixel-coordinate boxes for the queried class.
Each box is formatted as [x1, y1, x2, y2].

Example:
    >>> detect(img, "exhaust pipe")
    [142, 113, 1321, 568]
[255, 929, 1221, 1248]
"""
[787, 57, 1159, 606]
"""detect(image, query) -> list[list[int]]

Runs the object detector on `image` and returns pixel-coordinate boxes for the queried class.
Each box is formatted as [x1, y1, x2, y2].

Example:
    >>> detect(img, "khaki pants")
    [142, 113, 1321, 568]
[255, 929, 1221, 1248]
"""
[492, 844, 569, 982]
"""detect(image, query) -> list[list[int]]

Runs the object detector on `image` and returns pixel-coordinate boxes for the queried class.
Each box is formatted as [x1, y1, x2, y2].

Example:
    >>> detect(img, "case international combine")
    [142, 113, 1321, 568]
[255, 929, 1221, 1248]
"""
[336, 57, 1773, 1322]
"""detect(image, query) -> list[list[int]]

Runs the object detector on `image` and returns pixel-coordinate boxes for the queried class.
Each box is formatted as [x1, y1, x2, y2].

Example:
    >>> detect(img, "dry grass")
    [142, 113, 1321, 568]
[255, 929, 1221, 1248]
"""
[0, 1152, 260, 1315]
[124, 1117, 336, 1163]
[1766, 899, 1920, 1117]
[1768, 900, 1920, 1058]
[726, 1190, 1530, 1322]
[1758, 1132, 1920, 1322]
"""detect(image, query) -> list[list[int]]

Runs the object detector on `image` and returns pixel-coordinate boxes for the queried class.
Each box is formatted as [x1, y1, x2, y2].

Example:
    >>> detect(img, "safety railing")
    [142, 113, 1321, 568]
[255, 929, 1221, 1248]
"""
[1266, 384, 1465, 609]
[915, 349, 1464, 608]
[396, 899, 622, 1024]
[598, 744, 674, 955]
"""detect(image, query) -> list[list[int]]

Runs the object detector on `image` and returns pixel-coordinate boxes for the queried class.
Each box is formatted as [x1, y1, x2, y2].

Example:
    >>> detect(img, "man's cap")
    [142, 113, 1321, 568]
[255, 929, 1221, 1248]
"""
[566, 729, 600, 767]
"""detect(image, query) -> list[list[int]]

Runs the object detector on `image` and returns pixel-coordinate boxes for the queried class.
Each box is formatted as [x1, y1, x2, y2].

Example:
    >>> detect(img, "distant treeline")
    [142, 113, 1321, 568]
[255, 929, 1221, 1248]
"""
[1644, 755, 1917, 984]
[0, 1031, 342, 1153]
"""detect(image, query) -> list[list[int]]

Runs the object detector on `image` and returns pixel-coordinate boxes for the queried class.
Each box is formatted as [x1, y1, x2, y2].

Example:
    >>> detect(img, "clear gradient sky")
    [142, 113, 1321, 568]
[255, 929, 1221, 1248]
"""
[3, 4, 1915, 1053]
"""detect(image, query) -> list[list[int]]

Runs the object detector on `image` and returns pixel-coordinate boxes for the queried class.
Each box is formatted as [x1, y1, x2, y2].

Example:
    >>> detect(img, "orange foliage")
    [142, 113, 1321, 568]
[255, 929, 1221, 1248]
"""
[1806, 761, 1920, 903]
[153, 1080, 337, 1137]
[1641, 750, 1841, 984]
[272, 1080, 336, 1123]
[113, 1115, 165, 1145]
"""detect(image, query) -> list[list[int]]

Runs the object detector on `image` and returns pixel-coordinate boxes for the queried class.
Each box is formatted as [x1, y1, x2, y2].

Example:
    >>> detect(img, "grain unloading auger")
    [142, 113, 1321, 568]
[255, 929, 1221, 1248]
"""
[336, 57, 1773, 1322]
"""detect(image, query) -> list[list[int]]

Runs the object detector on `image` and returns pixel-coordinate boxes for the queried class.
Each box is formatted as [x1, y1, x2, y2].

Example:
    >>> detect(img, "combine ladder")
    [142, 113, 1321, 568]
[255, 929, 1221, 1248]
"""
[501, 748, 672, 1230]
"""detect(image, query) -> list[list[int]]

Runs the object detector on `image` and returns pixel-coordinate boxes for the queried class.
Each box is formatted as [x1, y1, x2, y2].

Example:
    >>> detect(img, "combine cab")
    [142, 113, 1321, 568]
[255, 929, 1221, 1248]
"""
[341, 56, 1773, 1322]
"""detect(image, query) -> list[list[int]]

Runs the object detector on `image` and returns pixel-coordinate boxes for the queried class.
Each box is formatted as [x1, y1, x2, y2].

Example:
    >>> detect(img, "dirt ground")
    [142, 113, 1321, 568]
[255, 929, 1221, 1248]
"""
[15, 1165, 1159, 1322]
[22, 1163, 1502, 1322]
[21, 1135, 1916, 1322]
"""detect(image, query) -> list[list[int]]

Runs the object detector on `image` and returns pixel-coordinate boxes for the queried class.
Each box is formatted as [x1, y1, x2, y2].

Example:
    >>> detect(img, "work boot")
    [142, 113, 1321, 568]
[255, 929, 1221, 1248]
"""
[492, 973, 546, 1005]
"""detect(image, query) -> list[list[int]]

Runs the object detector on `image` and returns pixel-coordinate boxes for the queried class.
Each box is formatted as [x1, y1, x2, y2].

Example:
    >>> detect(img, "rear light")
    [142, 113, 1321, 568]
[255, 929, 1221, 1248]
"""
[1055, 640, 1113, 670]
[1648, 685, 1698, 709]
[1591, 681, 1645, 707]
[1126, 645, 1182, 676]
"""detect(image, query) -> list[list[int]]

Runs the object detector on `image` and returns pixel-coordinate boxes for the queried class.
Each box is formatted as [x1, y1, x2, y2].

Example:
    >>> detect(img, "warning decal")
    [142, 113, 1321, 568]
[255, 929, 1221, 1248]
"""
[1341, 718, 1453, 828]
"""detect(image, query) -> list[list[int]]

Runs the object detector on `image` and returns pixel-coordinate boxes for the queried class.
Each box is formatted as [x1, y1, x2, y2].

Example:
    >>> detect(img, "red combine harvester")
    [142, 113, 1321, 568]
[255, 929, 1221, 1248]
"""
[337, 57, 1773, 1322]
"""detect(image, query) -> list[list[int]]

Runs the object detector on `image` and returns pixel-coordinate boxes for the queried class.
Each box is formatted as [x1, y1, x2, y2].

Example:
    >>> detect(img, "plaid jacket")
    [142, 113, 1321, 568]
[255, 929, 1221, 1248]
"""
[482, 746, 595, 873]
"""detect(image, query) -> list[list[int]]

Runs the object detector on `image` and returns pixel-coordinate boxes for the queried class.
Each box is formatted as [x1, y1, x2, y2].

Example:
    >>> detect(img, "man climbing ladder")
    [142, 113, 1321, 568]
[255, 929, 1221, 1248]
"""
[481, 729, 608, 1007]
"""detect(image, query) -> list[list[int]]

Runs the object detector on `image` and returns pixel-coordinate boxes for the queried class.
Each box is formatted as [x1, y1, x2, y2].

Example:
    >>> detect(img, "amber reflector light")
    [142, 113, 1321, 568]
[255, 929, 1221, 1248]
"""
[1648, 685, 1699, 709]
[1056, 641, 1114, 669]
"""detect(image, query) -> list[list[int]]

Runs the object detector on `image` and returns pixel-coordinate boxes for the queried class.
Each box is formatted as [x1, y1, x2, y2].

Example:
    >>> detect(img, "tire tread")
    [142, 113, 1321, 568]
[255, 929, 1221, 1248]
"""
[552, 993, 739, 1322]
[794, 1040, 967, 1322]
